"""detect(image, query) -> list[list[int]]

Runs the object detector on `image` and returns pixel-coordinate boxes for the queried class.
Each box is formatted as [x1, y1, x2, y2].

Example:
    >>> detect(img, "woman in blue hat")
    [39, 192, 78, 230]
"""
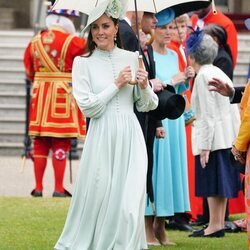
[144, 8, 194, 246]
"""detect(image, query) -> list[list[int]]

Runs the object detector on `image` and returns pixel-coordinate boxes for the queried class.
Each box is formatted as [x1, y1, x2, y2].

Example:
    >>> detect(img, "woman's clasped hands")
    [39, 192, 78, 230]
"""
[115, 66, 132, 89]
[115, 66, 149, 89]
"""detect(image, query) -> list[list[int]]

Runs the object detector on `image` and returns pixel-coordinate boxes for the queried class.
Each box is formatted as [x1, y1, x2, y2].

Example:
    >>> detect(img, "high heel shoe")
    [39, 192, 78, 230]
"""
[154, 231, 176, 246]
[159, 240, 176, 246]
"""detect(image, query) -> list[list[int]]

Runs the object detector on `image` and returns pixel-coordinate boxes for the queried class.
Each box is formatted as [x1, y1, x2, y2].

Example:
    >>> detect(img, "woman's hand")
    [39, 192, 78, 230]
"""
[200, 150, 210, 168]
[156, 127, 165, 138]
[231, 145, 246, 165]
[150, 78, 166, 92]
[185, 66, 195, 79]
[115, 66, 132, 89]
[136, 68, 148, 89]
[171, 72, 187, 86]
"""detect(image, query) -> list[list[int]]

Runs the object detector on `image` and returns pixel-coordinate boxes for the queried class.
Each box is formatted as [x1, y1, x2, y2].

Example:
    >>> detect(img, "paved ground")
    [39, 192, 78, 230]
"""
[0, 156, 80, 197]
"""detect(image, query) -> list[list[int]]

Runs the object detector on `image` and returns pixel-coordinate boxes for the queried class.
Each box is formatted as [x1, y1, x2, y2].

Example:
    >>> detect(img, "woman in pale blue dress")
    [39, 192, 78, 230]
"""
[54, 1, 158, 250]
[145, 8, 194, 246]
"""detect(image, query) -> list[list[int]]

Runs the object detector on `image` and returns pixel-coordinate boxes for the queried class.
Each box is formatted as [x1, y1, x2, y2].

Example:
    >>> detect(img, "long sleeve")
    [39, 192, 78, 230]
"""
[196, 74, 216, 150]
[23, 42, 35, 81]
[234, 83, 250, 151]
[72, 56, 119, 118]
[134, 84, 158, 112]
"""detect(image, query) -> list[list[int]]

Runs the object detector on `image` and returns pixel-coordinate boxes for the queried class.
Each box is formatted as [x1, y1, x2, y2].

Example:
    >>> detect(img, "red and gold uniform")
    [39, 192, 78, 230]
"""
[24, 24, 86, 196]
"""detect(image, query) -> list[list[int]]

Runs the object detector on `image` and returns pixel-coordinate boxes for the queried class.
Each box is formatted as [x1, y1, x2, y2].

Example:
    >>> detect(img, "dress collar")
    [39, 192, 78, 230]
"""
[94, 46, 118, 56]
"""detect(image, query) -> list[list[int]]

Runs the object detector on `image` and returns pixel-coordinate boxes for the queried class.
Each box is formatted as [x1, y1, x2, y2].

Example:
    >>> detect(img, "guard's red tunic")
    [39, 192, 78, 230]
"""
[24, 27, 86, 138]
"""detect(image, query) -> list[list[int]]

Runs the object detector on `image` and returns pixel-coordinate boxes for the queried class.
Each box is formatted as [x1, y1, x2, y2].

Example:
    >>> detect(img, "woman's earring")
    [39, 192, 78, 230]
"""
[114, 34, 117, 42]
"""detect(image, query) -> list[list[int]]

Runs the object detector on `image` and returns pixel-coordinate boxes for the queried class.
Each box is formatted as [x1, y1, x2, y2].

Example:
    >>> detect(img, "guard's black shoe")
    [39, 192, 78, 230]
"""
[31, 189, 42, 197]
[53, 189, 72, 197]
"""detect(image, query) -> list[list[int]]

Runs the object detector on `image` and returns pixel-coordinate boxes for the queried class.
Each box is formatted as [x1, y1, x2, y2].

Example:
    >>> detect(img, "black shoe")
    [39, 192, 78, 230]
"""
[188, 229, 204, 237]
[190, 216, 209, 226]
[189, 229, 225, 238]
[166, 220, 197, 232]
[203, 229, 225, 238]
[31, 189, 42, 197]
[53, 189, 72, 197]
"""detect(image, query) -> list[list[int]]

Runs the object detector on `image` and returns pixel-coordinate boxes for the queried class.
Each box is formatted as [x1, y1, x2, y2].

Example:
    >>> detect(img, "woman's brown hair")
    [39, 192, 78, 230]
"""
[84, 16, 123, 57]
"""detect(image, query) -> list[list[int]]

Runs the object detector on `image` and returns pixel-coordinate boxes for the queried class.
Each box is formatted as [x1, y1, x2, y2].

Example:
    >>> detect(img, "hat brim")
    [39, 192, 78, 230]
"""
[82, 0, 109, 34]
[155, 8, 175, 27]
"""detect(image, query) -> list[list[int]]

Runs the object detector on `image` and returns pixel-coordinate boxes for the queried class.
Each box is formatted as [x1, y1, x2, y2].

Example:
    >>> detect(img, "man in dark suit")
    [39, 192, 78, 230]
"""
[119, 11, 164, 202]
[207, 14, 249, 105]
[119, 11, 167, 244]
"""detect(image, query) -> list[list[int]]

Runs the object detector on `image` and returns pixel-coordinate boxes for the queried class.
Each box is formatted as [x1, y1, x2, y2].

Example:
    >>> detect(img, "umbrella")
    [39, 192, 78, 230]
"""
[53, 0, 212, 16]
[52, 0, 100, 15]
[127, 0, 211, 14]
[52, 0, 213, 208]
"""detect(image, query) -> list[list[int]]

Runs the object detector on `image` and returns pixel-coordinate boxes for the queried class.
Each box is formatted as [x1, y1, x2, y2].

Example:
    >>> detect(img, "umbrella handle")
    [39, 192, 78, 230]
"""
[211, 0, 217, 14]
[145, 29, 155, 46]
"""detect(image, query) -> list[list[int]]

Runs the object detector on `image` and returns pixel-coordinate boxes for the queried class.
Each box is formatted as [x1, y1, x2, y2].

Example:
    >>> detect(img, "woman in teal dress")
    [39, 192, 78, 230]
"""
[145, 8, 194, 246]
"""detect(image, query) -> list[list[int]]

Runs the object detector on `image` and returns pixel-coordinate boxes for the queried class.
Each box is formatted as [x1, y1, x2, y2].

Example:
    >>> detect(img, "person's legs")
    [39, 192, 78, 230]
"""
[32, 137, 50, 194]
[154, 216, 176, 245]
[145, 216, 158, 244]
[205, 196, 227, 235]
[51, 138, 71, 194]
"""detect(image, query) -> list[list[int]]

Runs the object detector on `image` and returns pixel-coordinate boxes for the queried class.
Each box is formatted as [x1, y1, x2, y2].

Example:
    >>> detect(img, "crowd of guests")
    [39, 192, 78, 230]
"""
[24, 0, 249, 249]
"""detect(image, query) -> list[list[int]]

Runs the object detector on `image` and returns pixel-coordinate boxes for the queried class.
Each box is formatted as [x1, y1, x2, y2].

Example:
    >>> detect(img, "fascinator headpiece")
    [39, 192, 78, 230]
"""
[185, 28, 205, 55]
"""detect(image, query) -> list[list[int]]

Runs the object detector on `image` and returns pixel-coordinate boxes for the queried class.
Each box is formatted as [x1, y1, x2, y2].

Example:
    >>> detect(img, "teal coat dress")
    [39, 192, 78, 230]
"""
[145, 49, 190, 216]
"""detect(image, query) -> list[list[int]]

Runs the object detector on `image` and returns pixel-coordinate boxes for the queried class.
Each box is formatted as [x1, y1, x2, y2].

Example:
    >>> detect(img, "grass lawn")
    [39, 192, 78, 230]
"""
[0, 197, 247, 250]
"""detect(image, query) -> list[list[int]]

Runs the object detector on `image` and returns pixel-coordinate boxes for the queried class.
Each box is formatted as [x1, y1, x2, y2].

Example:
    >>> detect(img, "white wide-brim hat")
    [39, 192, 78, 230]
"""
[83, 0, 110, 33]
[82, 0, 127, 34]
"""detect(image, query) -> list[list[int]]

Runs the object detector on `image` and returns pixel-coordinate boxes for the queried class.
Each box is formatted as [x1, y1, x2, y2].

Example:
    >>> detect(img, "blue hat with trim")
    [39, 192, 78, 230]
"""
[185, 28, 205, 55]
[155, 8, 175, 27]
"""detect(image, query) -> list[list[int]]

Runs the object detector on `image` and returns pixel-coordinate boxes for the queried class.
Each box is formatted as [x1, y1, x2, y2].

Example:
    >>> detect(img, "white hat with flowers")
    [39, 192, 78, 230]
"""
[83, 0, 127, 33]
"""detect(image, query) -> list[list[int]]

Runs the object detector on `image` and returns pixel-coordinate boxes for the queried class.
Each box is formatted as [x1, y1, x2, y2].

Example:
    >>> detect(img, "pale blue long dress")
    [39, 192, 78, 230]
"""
[145, 49, 190, 216]
[54, 47, 158, 250]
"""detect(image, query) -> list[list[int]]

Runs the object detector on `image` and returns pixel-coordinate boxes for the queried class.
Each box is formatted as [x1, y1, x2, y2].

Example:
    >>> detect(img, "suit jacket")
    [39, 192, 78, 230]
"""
[214, 47, 233, 81]
[232, 86, 245, 104]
